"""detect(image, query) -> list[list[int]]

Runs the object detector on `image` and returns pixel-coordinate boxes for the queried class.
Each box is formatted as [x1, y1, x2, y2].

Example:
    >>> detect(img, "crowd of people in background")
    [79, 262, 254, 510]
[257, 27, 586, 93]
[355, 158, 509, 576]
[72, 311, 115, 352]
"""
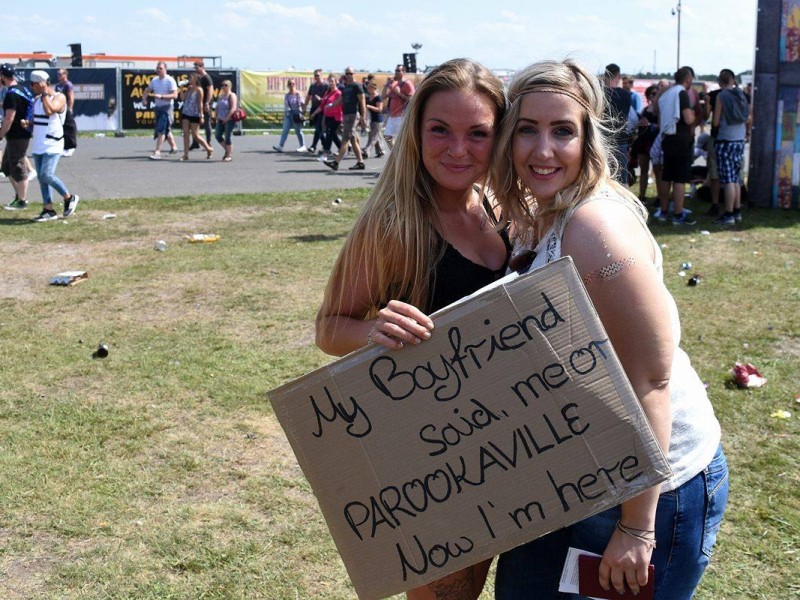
[601, 62, 753, 227]
[1, 57, 752, 227]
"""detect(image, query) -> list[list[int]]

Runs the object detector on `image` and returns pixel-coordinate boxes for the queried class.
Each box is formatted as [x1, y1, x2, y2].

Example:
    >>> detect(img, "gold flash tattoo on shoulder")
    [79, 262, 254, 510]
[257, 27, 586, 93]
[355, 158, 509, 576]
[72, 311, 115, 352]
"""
[582, 257, 636, 284]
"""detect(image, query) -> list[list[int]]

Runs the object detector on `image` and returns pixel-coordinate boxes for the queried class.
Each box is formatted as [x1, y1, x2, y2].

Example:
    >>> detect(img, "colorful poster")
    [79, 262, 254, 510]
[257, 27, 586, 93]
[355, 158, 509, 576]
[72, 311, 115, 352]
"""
[782, 1, 800, 62]
[774, 87, 800, 208]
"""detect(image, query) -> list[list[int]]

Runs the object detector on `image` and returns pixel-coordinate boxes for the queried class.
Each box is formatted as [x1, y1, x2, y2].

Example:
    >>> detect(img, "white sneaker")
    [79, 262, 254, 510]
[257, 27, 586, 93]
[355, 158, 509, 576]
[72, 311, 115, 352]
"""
[27, 169, 37, 182]
[149, 153, 162, 160]
[296, 146, 308, 153]
[62, 149, 75, 157]
[0, 171, 5, 178]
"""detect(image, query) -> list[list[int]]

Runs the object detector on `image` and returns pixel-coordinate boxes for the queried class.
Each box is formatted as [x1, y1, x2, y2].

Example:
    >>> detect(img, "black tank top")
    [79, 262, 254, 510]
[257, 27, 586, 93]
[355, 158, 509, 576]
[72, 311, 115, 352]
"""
[426, 200, 511, 313]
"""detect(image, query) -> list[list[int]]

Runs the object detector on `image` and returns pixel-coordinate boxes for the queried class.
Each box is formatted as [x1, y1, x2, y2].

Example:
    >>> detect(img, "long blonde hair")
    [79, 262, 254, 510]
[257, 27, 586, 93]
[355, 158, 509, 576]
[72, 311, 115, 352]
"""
[319, 58, 506, 322]
[492, 59, 646, 244]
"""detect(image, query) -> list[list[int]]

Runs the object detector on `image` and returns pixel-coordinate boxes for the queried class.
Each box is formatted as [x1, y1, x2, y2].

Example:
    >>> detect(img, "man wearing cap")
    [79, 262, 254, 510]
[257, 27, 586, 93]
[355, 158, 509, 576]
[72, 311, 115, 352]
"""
[142, 62, 178, 160]
[26, 70, 79, 221]
[0, 63, 34, 210]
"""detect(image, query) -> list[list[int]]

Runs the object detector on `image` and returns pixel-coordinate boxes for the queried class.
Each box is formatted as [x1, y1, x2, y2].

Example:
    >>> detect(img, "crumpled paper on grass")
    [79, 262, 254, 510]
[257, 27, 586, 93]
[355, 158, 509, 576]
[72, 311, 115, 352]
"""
[732, 362, 767, 388]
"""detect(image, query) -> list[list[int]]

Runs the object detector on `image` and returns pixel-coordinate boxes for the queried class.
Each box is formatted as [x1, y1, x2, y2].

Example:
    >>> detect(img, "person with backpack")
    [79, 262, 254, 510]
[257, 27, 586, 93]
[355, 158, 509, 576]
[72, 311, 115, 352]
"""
[712, 69, 750, 226]
[0, 63, 34, 211]
[26, 70, 79, 222]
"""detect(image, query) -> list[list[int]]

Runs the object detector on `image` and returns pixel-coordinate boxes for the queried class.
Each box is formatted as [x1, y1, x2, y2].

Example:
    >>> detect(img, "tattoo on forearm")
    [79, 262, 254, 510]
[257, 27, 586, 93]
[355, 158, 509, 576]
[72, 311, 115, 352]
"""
[427, 572, 473, 600]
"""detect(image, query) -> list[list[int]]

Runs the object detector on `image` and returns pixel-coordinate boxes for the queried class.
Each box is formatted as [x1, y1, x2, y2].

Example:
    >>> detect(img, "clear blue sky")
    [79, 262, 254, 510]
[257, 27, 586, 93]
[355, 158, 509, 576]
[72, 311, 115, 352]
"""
[2, 0, 758, 75]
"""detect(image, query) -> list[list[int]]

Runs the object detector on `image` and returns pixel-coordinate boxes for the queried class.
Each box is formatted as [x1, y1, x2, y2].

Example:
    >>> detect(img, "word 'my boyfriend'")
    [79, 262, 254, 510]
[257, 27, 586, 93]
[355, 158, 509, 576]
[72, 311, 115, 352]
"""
[369, 292, 564, 403]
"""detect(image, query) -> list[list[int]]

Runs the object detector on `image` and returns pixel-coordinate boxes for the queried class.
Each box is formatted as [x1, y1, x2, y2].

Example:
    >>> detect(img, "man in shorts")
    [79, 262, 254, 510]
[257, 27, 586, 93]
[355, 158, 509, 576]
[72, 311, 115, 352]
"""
[142, 62, 178, 160]
[0, 63, 33, 210]
[657, 66, 697, 225]
[322, 67, 367, 171]
[383, 64, 415, 148]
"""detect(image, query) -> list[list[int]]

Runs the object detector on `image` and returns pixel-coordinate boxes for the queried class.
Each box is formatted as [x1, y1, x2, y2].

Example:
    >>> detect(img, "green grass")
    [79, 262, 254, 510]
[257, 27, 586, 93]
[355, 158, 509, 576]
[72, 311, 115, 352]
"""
[0, 191, 798, 599]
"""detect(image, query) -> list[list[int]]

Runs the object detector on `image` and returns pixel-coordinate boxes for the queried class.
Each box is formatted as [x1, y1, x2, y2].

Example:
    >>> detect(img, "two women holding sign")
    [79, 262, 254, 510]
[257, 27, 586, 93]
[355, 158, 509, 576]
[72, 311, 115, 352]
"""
[315, 58, 728, 600]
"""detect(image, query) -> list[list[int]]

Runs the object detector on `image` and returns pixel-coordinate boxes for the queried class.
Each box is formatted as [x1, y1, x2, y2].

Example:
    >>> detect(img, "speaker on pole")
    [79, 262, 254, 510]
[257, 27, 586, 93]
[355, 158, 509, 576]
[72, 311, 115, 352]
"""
[69, 43, 83, 67]
[403, 53, 417, 74]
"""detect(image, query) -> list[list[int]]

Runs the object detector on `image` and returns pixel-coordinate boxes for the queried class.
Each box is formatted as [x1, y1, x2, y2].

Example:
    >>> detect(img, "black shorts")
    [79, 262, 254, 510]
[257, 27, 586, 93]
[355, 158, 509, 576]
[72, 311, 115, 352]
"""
[181, 114, 201, 124]
[0, 137, 30, 182]
[661, 135, 693, 183]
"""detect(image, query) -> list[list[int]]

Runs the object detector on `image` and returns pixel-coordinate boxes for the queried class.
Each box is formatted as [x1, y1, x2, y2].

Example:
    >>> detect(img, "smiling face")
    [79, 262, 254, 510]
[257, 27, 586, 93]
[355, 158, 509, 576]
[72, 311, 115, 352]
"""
[512, 92, 585, 208]
[420, 89, 496, 200]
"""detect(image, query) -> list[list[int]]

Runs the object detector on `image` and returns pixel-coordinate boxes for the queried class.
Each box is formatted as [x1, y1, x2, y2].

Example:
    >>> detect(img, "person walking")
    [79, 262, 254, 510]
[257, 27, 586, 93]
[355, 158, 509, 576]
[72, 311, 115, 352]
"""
[310, 74, 342, 158]
[273, 79, 307, 153]
[214, 80, 238, 162]
[178, 73, 213, 161]
[303, 69, 328, 154]
[142, 62, 179, 160]
[321, 67, 366, 171]
[0, 63, 34, 210]
[55, 68, 78, 157]
[361, 81, 385, 158]
[26, 71, 79, 221]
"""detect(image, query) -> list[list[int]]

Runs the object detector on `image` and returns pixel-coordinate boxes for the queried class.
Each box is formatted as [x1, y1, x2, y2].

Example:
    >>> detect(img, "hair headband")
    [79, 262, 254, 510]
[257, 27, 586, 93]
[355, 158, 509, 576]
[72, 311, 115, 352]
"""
[511, 85, 593, 113]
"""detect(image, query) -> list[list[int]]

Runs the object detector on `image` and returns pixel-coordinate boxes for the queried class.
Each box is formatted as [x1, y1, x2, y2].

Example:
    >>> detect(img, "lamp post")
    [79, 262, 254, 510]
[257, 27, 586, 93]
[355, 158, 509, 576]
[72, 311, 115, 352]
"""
[671, 1, 682, 70]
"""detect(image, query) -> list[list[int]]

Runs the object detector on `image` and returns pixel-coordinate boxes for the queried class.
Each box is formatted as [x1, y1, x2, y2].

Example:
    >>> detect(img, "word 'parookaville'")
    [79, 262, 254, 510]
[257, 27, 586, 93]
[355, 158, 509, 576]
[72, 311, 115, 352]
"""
[369, 292, 565, 403]
[344, 402, 592, 542]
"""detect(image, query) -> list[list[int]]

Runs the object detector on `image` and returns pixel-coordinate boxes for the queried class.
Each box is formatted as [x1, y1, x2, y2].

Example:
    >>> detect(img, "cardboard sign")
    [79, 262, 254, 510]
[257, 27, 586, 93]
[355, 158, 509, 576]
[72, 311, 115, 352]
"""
[269, 257, 672, 599]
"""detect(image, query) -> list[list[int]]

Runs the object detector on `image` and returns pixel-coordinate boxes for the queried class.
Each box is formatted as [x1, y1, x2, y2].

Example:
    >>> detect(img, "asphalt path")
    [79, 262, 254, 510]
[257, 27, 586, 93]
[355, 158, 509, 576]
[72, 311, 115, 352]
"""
[1, 132, 385, 203]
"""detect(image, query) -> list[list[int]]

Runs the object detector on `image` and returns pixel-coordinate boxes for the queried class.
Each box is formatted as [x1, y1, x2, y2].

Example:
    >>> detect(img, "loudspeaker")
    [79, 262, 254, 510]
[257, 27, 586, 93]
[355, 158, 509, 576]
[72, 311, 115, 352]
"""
[403, 53, 417, 74]
[69, 43, 82, 67]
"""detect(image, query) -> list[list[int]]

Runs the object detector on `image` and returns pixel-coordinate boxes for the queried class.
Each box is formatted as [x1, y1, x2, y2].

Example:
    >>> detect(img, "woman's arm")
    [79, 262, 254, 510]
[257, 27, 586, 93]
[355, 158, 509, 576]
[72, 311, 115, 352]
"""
[562, 199, 673, 596]
[315, 258, 433, 357]
[197, 88, 205, 121]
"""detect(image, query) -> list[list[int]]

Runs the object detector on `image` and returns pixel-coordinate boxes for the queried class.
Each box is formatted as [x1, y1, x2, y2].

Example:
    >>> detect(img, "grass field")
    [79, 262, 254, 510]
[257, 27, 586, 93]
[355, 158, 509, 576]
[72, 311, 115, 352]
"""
[0, 190, 798, 599]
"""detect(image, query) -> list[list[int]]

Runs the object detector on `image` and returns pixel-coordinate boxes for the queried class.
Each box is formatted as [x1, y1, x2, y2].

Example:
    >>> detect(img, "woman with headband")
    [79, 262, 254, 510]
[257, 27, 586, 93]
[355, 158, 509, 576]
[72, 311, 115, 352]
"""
[491, 59, 728, 600]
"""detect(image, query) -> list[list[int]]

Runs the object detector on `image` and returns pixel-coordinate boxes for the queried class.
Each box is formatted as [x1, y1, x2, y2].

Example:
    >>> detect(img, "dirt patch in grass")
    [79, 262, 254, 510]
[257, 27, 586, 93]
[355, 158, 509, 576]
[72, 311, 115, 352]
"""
[774, 336, 800, 359]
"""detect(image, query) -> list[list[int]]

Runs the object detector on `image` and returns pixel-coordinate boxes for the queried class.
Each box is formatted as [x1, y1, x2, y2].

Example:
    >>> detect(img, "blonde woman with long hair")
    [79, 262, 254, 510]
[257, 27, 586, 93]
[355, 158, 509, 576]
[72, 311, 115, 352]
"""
[491, 59, 727, 600]
[316, 58, 509, 599]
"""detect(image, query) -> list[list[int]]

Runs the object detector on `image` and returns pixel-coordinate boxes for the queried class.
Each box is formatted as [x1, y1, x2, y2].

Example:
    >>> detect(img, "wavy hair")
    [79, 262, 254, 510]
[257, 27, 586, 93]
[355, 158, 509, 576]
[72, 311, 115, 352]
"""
[318, 58, 506, 324]
[492, 59, 646, 245]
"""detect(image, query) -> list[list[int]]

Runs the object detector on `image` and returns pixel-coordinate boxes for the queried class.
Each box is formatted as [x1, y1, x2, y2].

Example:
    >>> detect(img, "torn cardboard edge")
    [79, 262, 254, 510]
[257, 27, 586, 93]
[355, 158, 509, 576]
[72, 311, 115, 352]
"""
[269, 257, 671, 599]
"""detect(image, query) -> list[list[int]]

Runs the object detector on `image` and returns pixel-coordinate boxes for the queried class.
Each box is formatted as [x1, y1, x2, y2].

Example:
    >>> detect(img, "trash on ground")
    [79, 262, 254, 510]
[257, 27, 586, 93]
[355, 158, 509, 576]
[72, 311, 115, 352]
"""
[660, 243, 669, 249]
[332, 198, 343, 205]
[678, 271, 686, 277]
[699, 230, 711, 235]
[102, 213, 117, 220]
[687, 275, 701, 286]
[154, 240, 168, 251]
[92, 344, 109, 359]
[732, 362, 767, 388]
[50, 271, 88, 286]
[185, 234, 220, 243]
[681, 262, 693, 270]
[770, 410, 791, 419]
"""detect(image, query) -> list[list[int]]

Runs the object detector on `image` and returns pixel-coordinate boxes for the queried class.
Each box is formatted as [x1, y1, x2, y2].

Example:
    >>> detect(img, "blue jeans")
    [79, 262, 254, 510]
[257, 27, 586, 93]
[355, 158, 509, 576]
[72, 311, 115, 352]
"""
[215, 120, 235, 145]
[278, 113, 304, 148]
[32, 153, 69, 205]
[495, 445, 729, 600]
